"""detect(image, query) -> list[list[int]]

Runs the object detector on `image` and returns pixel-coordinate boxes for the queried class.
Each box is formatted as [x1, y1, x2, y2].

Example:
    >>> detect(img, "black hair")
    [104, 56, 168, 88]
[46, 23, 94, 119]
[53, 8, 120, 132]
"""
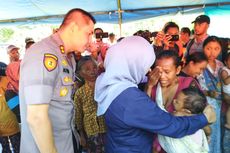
[60, 8, 96, 28]
[109, 33, 115, 37]
[117, 37, 125, 42]
[94, 28, 103, 33]
[163, 22, 179, 34]
[156, 50, 181, 67]
[203, 36, 222, 49]
[185, 52, 208, 65]
[133, 30, 152, 43]
[133, 30, 144, 36]
[181, 87, 206, 114]
[181, 27, 191, 36]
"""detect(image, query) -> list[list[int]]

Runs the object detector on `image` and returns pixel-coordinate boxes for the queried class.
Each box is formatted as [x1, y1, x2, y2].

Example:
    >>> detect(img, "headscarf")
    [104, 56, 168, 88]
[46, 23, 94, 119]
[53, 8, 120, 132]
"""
[95, 36, 155, 115]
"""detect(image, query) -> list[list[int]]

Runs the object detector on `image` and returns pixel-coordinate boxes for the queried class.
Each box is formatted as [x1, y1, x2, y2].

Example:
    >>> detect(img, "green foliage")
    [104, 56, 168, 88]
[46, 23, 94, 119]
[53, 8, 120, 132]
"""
[0, 28, 14, 42]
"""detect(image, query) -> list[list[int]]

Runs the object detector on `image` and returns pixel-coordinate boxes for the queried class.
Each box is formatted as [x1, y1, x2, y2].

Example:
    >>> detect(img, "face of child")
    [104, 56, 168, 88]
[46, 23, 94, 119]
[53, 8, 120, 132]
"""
[80, 60, 98, 82]
[203, 41, 221, 62]
[173, 92, 186, 112]
[156, 57, 180, 87]
[188, 61, 208, 78]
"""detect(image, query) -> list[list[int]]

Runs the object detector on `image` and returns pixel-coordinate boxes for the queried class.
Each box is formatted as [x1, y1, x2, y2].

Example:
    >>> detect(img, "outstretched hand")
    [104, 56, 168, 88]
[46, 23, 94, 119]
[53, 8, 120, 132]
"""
[203, 105, 216, 124]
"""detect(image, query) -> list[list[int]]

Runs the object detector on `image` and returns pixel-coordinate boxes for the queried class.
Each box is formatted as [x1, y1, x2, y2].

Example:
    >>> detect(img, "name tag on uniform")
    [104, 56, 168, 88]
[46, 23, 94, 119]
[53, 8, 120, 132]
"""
[63, 68, 70, 74]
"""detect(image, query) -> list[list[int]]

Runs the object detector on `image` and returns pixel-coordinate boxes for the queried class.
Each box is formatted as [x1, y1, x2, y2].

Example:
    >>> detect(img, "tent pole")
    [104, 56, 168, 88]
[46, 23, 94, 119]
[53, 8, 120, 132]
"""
[117, 0, 122, 37]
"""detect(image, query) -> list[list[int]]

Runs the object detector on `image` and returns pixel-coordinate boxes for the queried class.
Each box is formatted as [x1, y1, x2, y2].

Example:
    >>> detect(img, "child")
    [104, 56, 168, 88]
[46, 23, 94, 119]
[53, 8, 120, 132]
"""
[221, 50, 230, 153]
[197, 36, 223, 153]
[74, 56, 106, 153]
[157, 87, 209, 153]
[220, 50, 230, 129]
[221, 50, 230, 97]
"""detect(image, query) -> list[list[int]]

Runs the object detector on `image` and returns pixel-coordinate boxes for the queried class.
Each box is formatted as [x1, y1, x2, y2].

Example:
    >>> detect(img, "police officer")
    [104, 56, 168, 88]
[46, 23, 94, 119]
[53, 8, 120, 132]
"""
[19, 8, 95, 153]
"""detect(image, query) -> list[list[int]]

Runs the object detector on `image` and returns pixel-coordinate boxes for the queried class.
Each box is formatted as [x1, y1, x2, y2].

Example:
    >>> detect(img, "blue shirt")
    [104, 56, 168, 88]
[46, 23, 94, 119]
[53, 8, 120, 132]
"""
[105, 87, 208, 153]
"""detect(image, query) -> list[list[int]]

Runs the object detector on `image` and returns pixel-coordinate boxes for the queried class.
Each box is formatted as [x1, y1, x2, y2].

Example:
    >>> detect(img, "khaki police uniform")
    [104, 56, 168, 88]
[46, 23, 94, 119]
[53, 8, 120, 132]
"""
[19, 33, 78, 153]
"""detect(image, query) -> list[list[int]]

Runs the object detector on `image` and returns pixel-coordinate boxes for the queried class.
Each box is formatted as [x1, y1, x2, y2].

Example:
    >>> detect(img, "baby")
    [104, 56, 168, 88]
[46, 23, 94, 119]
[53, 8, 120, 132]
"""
[158, 87, 209, 153]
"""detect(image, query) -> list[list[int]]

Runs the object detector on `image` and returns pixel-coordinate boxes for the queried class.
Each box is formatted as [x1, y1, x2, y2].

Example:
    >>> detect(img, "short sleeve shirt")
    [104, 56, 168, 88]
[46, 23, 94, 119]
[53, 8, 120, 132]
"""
[19, 33, 77, 153]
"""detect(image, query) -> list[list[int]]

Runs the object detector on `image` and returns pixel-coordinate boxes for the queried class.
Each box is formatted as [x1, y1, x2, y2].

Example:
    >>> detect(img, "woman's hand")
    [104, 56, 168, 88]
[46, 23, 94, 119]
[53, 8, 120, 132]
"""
[80, 135, 87, 147]
[145, 67, 162, 97]
[154, 31, 164, 46]
[147, 66, 162, 88]
[203, 105, 216, 124]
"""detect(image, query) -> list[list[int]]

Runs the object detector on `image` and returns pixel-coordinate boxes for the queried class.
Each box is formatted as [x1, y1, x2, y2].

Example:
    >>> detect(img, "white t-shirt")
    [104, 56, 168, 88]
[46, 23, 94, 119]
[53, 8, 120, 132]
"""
[221, 66, 230, 95]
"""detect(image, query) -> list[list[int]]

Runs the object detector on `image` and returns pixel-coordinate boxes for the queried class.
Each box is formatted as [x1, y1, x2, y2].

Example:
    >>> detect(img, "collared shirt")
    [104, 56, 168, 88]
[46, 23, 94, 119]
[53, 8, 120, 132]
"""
[74, 82, 106, 137]
[19, 33, 77, 153]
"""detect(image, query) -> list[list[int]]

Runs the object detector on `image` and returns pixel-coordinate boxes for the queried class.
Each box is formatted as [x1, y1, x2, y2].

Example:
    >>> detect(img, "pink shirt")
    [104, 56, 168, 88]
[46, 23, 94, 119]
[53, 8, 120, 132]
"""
[6, 60, 21, 93]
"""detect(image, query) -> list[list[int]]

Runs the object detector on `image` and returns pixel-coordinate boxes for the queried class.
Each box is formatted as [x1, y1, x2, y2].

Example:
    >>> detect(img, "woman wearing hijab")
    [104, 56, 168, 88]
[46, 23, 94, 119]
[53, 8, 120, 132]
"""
[94, 36, 215, 153]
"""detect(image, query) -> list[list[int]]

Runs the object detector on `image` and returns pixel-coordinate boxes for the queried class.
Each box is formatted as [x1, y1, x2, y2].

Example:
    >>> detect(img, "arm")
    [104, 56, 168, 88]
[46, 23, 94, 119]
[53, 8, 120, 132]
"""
[223, 93, 230, 104]
[220, 70, 230, 85]
[74, 90, 86, 147]
[27, 104, 57, 153]
[74, 90, 84, 132]
[124, 93, 214, 138]
[21, 50, 59, 152]
[145, 67, 162, 97]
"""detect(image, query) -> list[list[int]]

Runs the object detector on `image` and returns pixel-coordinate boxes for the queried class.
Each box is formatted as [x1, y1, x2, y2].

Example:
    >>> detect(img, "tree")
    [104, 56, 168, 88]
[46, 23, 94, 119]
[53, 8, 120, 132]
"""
[0, 28, 14, 42]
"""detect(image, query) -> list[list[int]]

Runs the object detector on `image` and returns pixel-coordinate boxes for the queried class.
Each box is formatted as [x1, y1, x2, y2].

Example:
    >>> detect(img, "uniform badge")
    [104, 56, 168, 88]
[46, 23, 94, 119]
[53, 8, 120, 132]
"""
[43, 54, 58, 72]
[62, 60, 68, 66]
[60, 87, 68, 97]
[63, 76, 72, 83]
[60, 45, 65, 54]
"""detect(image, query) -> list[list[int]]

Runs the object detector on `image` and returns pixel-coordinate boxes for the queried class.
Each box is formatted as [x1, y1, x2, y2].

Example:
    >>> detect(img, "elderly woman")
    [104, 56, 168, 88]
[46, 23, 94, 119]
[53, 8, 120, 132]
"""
[94, 36, 215, 153]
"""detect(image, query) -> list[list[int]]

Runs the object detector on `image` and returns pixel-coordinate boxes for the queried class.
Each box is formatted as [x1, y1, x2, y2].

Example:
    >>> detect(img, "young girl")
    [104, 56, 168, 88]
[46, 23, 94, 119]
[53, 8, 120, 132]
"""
[221, 51, 230, 97]
[197, 36, 223, 153]
[157, 87, 209, 153]
[74, 56, 106, 153]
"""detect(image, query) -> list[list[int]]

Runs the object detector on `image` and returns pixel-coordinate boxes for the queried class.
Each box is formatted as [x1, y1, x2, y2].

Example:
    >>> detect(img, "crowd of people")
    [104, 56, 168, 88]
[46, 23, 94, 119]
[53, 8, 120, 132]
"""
[0, 7, 229, 153]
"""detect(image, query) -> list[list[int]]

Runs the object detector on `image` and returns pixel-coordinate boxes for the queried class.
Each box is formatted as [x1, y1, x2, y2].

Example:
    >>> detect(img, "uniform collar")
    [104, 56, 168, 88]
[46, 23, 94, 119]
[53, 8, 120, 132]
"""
[51, 33, 66, 54]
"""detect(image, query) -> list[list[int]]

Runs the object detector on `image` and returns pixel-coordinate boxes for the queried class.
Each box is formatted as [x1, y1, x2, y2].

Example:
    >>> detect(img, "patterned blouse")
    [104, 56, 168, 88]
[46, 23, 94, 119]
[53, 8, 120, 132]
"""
[74, 82, 106, 137]
[197, 59, 223, 91]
